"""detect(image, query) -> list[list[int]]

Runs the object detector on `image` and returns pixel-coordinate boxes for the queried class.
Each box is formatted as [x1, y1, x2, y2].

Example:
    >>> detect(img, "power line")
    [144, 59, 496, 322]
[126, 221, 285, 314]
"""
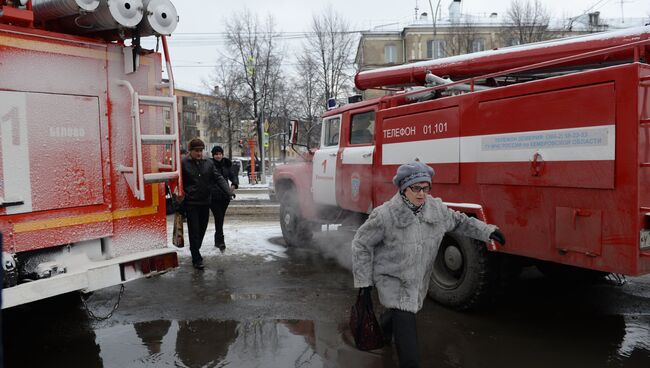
[173, 62, 307, 68]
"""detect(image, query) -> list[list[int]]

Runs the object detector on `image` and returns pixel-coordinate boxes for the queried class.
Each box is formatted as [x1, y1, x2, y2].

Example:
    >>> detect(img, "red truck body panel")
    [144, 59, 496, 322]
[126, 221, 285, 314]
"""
[277, 58, 650, 276]
[0, 25, 167, 256]
[368, 63, 649, 276]
[0, 22, 178, 307]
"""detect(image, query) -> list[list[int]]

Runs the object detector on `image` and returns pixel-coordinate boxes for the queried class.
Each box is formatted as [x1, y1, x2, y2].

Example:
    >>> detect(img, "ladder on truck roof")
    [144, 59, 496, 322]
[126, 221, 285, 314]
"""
[117, 36, 182, 201]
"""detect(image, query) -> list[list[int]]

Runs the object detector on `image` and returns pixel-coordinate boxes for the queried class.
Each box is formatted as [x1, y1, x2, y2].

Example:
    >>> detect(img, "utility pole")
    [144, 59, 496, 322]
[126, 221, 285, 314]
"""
[620, 0, 625, 23]
[429, 0, 442, 37]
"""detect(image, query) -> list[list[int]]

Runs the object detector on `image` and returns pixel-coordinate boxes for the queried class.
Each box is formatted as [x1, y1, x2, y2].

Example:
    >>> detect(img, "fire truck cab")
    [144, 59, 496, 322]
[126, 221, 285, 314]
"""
[274, 26, 650, 309]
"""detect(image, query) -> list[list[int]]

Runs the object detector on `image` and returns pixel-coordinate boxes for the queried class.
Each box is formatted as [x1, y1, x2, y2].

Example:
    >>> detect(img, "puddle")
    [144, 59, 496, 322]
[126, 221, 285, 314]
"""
[2, 317, 387, 368]
[4, 310, 649, 368]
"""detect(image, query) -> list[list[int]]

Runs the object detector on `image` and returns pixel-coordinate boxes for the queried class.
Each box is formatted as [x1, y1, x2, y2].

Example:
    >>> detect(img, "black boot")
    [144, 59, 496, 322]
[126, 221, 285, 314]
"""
[215, 235, 226, 253]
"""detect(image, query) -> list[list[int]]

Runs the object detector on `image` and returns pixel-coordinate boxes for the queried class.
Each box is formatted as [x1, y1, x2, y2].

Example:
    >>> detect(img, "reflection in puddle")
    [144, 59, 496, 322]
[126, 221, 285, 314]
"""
[89, 315, 650, 368]
[616, 316, 650, 365]
[4, 306, 649, 368]
[417, 309, 650, 368]
[94, 319, 386, 368]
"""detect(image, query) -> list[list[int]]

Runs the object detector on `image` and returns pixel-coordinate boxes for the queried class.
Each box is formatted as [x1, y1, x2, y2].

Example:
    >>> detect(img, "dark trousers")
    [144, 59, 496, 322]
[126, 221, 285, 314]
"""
[185, 204, 210, 265]
[381, 309, 420, 368]
[210, 199, 230, 245]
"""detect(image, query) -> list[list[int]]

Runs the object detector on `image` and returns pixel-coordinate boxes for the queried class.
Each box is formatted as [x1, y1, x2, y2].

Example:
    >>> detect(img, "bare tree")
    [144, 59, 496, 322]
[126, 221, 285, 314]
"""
[261, 61, 288, 162]
[304, 6, 356, 106]
[294, 50, 325, 147]
[444, 19, 480, 57]
[208, 63, 246, 159]
[505, 0, 551, 45]
[225, 9, 283, 182]
[264, 77, 297, 163]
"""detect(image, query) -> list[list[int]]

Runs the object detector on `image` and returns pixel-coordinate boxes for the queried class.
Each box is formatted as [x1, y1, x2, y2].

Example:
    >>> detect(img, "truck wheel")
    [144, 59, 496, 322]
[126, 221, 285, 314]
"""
[279, 192, 313, 247]
[428, 233, 496, 310]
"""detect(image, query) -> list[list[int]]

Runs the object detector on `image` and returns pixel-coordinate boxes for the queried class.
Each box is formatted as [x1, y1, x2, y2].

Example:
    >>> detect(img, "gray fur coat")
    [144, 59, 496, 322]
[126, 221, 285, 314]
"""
[352, 193, 496, 313]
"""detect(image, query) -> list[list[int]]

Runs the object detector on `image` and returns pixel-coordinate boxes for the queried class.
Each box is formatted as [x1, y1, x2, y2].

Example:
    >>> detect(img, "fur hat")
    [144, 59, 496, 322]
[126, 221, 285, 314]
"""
[188, 138, 205, 151]
[392, 161, 434, 192]
[211, 145, 224, 155]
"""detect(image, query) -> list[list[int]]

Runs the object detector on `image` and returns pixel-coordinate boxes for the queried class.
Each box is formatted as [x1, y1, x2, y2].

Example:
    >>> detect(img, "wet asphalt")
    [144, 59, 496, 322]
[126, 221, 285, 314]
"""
[3, 216, 650, 368]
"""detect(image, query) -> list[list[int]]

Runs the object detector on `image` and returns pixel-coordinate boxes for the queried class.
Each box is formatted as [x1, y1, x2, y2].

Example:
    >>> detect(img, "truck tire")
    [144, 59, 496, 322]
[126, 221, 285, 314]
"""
[279, 191, 314, 247]
[428, 233, 496, 310]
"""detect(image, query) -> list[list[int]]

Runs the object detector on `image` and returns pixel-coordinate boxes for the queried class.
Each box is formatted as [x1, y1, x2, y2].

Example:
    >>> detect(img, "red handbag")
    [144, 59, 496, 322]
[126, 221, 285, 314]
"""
[349, 288, 384, 351]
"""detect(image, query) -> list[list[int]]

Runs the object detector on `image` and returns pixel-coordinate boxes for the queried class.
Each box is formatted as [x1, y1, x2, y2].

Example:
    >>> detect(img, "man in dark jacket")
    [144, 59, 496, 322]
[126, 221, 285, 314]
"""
[210, 146, 239, 252]
[181, 139, 232, 270]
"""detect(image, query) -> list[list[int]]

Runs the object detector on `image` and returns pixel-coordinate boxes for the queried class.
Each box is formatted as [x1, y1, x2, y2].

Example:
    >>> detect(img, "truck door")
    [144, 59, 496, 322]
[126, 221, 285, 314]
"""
[339, 110, 375, 213]
[312, 115, 340, 205]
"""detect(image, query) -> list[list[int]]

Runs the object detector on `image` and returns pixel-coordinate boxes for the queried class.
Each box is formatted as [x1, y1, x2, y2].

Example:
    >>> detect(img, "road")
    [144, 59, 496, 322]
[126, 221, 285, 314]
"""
[3, 212, 650, 367]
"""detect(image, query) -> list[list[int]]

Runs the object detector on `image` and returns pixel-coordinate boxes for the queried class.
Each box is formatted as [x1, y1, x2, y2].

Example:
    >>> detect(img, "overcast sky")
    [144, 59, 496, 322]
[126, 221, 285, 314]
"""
[152, 0, 650, 92]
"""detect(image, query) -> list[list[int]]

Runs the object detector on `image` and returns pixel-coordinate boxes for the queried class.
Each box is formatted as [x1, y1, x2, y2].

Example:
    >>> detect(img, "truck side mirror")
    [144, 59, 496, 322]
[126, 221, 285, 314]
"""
[289, 120, 299, 145]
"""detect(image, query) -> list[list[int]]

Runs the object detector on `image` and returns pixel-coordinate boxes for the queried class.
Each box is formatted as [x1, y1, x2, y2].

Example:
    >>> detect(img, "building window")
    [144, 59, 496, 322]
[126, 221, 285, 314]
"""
[427, 40, 446, 59]
[471, 39, 485, 53]
[508, 38, 520, 46]
[165, 110, 171, 120]
[183, 111, 197, 125]
[384, 45, 397, 64]
[323, 117, 340, 147]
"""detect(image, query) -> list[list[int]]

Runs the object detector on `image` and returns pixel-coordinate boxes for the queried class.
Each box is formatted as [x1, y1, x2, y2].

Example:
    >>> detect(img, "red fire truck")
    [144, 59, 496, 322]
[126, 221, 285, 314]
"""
[274, 26, 650, 309]
[1, 0, 181, 308]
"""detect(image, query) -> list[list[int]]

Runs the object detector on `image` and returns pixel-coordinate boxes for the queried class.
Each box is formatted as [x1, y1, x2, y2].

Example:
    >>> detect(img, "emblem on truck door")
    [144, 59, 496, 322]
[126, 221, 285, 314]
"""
[351, 173, 360, 201]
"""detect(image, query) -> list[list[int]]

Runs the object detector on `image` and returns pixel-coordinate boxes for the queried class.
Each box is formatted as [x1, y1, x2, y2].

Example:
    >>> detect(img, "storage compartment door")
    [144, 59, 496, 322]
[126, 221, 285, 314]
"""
[0, 91, 104, 215]
[555, 207, 603, 256]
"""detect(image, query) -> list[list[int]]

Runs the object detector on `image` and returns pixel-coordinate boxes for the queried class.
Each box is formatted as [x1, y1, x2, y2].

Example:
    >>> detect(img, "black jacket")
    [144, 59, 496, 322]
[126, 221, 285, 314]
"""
[211, 157, 239, 202]
[181, 156, 231, 206]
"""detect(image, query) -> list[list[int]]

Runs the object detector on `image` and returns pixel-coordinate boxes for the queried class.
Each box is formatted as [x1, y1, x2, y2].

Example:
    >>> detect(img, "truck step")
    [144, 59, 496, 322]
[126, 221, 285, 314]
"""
[138, 95, 175, 107]
[144, 172, 179, 183]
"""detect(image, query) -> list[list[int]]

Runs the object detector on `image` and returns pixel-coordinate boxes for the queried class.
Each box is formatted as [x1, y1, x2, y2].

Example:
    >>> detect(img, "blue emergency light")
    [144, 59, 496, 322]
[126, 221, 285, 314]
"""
[327, 98, 338, 110]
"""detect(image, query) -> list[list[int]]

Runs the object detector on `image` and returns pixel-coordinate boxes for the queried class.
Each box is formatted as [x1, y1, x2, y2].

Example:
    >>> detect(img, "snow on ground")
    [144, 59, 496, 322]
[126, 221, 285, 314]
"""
[238, 174, 272, 188]
[166, 218, 286, 262]
[233, 191, 271, 201]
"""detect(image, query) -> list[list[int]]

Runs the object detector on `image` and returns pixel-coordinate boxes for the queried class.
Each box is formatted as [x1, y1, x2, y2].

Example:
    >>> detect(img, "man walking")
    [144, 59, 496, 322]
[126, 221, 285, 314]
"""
[210, 146, 239, 252]
[181, 139, 232, 270]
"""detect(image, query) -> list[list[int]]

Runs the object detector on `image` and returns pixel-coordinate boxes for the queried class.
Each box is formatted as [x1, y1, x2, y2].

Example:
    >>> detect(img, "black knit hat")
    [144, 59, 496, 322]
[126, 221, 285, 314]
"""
[211, 146, 224, 155]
